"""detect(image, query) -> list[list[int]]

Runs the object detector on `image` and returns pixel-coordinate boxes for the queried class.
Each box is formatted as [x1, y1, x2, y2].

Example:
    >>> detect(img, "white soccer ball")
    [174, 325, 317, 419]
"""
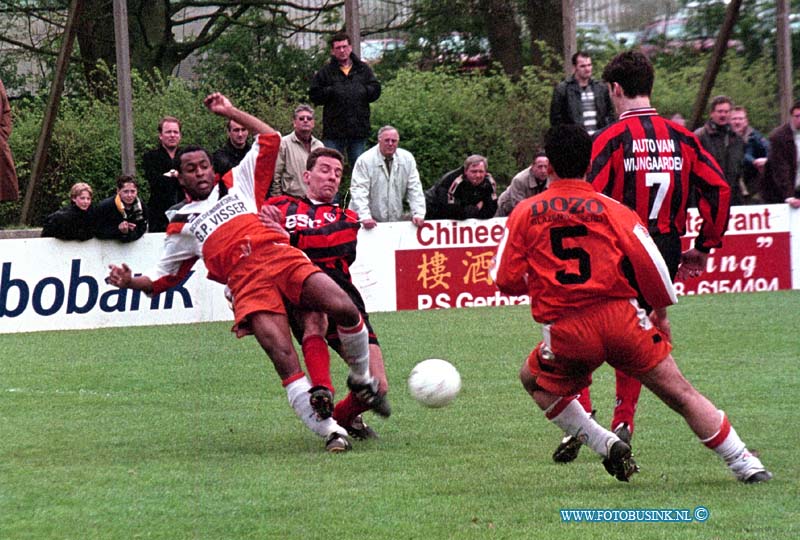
[408, 359, 461, 408]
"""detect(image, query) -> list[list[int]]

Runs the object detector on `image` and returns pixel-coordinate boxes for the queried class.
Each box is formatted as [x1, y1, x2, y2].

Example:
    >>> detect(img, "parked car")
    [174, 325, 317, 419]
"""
[614, 31, 639, 47]
[419, 32, 491, 71]
[359, 38, 406, 64]
[638, 17, 744, 57]
[577, 22, 617, 54]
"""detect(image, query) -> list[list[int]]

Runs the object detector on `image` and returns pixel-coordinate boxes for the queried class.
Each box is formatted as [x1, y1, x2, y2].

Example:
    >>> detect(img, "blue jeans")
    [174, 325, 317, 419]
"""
[323, 138, 367, 166]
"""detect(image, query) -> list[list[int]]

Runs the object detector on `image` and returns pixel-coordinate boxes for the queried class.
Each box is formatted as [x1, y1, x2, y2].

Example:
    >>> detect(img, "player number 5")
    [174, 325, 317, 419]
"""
[550, 225, 591, 284]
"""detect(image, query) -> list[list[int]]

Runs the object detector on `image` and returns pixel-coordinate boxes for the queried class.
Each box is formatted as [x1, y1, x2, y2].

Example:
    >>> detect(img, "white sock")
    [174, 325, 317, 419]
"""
[285, 376, 346, 438]
[337, 319, 371, 383]
[547, 398, 619, 457]
[701, 410, 746, 463]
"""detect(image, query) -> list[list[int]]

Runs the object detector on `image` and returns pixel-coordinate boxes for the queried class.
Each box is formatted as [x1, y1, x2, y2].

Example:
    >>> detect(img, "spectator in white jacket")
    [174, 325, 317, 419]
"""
[348, 126, 426, 229]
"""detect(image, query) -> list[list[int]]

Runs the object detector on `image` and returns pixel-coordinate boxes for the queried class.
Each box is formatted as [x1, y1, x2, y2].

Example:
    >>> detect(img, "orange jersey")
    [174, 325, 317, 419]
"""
[492, 179, 677, 323]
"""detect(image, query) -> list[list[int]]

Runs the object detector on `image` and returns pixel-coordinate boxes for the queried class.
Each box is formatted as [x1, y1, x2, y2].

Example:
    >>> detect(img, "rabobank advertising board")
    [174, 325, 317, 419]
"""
[1, 205, 799, 334]
[0, 235, 230, 334]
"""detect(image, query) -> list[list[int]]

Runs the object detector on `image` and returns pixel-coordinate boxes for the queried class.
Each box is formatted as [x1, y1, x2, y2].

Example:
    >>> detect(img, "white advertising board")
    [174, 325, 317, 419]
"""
[1, 205, 797, 334]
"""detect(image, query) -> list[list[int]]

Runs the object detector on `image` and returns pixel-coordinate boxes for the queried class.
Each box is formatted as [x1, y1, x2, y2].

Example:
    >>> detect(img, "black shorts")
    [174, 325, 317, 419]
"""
[652, 233, 681, 281]
[287, 269, 379, 356]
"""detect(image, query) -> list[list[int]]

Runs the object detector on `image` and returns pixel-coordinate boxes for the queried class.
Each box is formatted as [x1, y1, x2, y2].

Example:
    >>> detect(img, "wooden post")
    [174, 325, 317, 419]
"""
[114, 0, 135, 176]
[688, 0, 742, 131]
[776, 0, 793, 123]
[345, 0, 361, 57]
[562, 0, 576, 78]
[20, 0, 83, 225]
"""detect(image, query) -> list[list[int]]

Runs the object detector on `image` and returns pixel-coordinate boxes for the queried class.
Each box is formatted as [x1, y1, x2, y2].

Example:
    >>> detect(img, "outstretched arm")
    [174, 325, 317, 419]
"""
[106, 263, 154, 294]
[203, 92, 275, 135]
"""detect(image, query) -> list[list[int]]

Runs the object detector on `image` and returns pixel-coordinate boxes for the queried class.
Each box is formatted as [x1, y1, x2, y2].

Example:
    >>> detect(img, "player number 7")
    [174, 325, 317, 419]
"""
[645, 172, 671, 220]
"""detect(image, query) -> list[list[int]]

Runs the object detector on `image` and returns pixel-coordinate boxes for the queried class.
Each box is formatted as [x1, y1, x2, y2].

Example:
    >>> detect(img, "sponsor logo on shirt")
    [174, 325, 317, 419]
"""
[189, 193, 249, 242]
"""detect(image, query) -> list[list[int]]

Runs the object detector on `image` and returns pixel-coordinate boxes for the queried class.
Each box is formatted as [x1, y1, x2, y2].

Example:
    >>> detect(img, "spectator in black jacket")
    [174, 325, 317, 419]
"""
[212, 118, 251, 175]
[309, 32, 381, 165]
[41, 182, 95, 240]
[730, 105, 769, 204]
[142, 116, 182, 232]
[694, 96, 745, 206]
[425, 155, 498, 220]
[95, 175, 148, 242]
[549, 51, 614, 135]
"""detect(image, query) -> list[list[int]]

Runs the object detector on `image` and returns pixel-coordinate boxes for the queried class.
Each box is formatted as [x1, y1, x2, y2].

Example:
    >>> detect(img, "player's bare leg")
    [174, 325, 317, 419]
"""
[637, 354, 771, 483]
[250, 311, 350, 452]
[299, 273, 391, 417]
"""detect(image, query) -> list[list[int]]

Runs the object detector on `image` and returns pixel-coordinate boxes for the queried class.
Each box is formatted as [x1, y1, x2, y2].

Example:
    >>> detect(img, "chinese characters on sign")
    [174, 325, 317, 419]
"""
[394, 206, 792, 311]
[398, 247, 529, 310]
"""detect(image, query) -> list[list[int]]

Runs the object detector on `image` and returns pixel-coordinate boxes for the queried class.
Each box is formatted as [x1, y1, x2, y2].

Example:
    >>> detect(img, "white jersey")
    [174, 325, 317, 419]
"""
[148, 132, 282, 294]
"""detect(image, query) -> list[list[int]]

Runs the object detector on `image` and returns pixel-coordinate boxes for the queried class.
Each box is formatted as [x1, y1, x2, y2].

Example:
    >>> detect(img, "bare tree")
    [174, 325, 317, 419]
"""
[0, 0, 365, 93]
[522, 0, 564, 67]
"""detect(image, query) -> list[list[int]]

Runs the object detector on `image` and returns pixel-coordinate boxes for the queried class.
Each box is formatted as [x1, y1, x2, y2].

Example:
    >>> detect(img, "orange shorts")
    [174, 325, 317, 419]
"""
[226, 241, 321, 331]
[525, 299, 672, 396]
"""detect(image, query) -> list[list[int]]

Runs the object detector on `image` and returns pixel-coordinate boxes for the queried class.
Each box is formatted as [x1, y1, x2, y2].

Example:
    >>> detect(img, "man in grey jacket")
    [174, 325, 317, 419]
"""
[495, 153, 550, 217]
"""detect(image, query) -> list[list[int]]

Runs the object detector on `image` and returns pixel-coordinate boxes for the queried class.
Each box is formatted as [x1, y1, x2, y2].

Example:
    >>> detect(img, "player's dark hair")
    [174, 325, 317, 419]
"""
[602, 51, 654, 98]
[306, 147, 344, 171]
[544, 125, 591, 179]
[174, 145, 212, 172]
[791, 99, 800, 114]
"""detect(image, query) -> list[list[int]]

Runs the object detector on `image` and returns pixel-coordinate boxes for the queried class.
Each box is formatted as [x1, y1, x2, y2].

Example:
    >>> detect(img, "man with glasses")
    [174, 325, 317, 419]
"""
[270, 104, 325, 198]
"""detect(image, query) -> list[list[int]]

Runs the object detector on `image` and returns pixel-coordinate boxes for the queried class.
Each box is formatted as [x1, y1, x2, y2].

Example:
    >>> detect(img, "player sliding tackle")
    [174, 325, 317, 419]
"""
[492, 124, 771, 483]
[106, 93, 389, 453]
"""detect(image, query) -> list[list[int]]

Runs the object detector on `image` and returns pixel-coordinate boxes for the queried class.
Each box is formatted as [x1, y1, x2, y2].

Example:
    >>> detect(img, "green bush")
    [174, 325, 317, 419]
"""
[372, 66, 556, 191]
[652, 51, 781, 133]
[2, 70, 303, 227]
[1, 50, 790, 228]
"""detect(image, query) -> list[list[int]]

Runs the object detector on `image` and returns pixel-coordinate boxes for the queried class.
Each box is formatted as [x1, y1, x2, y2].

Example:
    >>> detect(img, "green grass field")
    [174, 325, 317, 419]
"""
[2, 291, 798, 540]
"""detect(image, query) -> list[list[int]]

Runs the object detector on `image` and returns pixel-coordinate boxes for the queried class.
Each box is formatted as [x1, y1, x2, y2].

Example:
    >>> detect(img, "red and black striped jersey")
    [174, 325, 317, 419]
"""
[589, 108, 730, 251]
[265, 195, 361, 279]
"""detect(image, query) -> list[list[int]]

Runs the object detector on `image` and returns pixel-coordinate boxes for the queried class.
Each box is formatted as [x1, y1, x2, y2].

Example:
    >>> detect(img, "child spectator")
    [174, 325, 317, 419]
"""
[95, 175, 148, 242]
[41, 182, 95, 240]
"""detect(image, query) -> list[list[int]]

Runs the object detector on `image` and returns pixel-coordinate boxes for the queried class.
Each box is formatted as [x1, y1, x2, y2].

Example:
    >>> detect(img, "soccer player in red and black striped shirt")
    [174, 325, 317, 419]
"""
[261, 147, 389, 441]
[552, 51, 732, 464]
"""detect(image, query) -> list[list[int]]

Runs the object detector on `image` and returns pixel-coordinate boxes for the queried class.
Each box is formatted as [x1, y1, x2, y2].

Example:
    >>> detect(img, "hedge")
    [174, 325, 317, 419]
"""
[0, 52, 785, 228]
